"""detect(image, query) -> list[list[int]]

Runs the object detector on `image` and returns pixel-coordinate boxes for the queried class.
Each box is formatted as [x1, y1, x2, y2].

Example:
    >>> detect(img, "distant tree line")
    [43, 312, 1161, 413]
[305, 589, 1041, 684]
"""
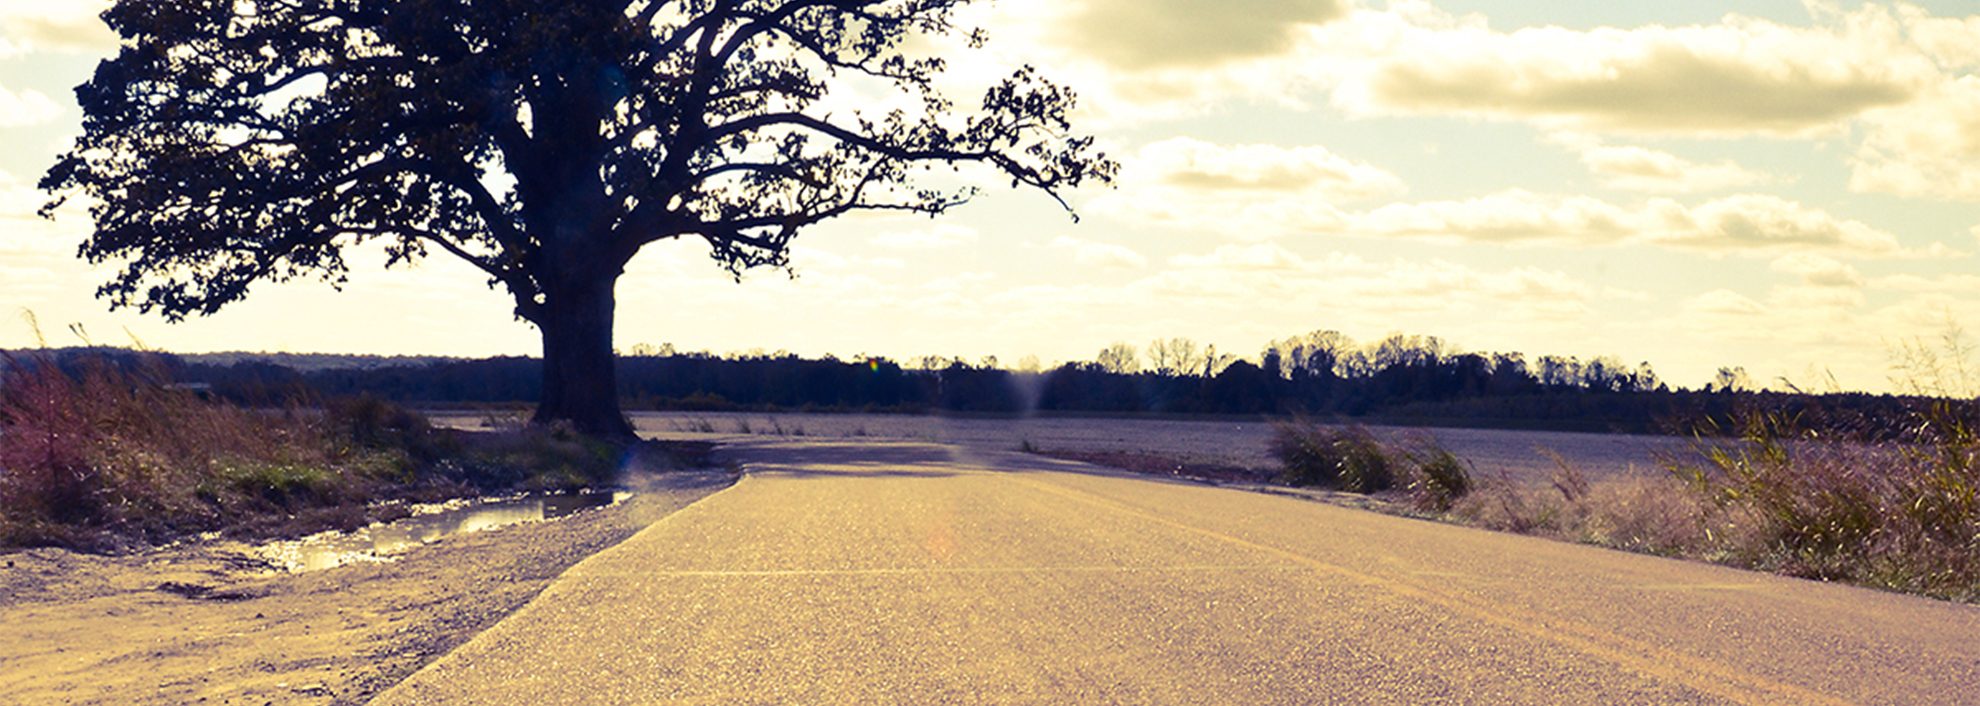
[8, 328, 1936, 436]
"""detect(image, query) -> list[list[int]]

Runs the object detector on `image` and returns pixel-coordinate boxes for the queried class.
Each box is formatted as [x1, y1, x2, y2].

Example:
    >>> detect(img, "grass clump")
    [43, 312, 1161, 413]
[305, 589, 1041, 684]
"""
[1270, 420, 1472, 509]
[1402, 445, 1474, 512]
[1451, 465, 1713, 559]
[1671, 406, 1978, 600]
[1445, 405, 1979, 602]
[1271, 422, 1395, 492]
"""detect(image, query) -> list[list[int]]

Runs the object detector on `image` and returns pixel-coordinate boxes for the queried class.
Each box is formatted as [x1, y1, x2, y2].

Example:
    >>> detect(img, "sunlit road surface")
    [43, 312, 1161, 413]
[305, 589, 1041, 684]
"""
[375, 441, 1979, 705]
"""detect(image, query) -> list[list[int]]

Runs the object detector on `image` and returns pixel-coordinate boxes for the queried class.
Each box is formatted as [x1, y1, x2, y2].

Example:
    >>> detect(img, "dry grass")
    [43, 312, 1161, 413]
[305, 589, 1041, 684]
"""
[1261, 408, 1977, 601]
[1671, 408, 1978, 600]
[1445, 407, 1980, 602]
[1269, 420, 1475, 512]
[0, 353, 376, 548]
[0, 352, 626, 552]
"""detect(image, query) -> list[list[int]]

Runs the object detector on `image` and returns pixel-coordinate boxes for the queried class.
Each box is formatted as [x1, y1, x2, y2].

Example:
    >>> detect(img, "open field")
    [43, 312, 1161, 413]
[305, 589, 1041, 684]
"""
[600, 411, 1692, 485]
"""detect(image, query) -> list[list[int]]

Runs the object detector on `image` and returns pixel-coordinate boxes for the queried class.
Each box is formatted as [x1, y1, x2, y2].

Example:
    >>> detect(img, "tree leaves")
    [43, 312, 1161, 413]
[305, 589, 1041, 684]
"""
[45, 0, 1117, 323]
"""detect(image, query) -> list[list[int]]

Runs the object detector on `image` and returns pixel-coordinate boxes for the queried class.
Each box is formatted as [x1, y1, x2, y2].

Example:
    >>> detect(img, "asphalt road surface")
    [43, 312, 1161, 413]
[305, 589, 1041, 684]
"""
[375, 440, 1979, 705]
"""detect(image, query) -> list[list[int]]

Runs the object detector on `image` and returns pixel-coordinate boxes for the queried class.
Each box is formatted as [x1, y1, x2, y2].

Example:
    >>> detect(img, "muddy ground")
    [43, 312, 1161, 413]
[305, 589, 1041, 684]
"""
[0, 468, 735, 705]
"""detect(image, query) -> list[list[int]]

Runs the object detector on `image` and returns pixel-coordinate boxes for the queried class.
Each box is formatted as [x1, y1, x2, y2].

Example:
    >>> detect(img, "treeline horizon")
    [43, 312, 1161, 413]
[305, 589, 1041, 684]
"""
[5, 330, 1935, 436]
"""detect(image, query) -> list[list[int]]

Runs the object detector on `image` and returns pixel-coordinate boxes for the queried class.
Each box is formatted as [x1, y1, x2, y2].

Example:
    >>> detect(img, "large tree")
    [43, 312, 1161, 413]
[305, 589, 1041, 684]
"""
[43, 0, 1114, 438]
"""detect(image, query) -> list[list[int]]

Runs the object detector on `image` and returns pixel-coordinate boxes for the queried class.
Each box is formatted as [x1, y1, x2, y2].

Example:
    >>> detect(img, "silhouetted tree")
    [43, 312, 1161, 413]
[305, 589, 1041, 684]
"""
[44, 0, 1114, 437]
[1147, 337, 1202, 377]
[1096, 342, 1139, 375]
[1714, 366, 1753, 394]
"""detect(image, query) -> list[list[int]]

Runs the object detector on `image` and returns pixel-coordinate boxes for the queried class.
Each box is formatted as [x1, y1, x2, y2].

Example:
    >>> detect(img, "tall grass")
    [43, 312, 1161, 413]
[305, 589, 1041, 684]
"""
[1672, 406, 1978, 598]
[0, 352, 373, 547]
[1443, 406, 1980, 602]
[0, 352, 623, 551]
[1271, 409, 1976, 601]
[1270, 420, 1473, 510]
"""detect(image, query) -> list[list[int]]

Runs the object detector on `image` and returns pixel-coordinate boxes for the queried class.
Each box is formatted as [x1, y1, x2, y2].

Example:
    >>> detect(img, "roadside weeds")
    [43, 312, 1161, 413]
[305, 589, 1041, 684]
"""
[1033, 415, 1980, 604]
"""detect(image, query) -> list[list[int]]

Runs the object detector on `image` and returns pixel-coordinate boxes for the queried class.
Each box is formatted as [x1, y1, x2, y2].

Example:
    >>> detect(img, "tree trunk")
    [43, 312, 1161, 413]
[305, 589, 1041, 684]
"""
[532, 270, 635, 439]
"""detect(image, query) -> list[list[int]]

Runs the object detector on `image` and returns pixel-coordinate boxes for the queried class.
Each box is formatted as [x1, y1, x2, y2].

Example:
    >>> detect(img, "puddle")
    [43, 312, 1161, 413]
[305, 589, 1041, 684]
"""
[256, 490, 631, 572]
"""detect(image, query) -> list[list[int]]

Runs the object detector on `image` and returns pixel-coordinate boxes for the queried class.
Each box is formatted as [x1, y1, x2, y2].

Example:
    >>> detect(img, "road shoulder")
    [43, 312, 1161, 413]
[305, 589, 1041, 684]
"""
[0, 468, 737, 706]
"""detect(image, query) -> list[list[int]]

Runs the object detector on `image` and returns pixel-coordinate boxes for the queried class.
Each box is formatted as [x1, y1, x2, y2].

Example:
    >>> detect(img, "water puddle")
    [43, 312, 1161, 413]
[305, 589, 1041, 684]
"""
[256, 490, 631, 572]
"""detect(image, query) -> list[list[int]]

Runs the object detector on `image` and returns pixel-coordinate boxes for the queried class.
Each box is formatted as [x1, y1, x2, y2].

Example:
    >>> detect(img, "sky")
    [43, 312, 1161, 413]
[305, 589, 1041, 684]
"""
[3, 0, 1980, 391]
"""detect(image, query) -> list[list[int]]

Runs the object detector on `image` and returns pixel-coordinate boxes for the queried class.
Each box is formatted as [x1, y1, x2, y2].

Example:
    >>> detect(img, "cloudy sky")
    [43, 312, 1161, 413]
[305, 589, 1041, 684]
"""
[4, 0, 1980, 391]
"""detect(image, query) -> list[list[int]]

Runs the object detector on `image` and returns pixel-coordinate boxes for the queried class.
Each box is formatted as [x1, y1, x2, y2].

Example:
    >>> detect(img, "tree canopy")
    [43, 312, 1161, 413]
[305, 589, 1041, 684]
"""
[44, 0, 1116, 436]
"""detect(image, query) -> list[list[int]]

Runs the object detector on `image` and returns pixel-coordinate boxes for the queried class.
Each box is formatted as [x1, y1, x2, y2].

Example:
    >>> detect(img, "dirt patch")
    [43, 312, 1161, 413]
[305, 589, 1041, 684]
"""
[0, 467, 736, 705]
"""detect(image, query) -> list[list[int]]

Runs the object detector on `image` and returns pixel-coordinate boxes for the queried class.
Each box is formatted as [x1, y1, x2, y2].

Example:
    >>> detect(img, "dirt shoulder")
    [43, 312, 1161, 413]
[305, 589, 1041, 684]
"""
[0, 468, 736, 706]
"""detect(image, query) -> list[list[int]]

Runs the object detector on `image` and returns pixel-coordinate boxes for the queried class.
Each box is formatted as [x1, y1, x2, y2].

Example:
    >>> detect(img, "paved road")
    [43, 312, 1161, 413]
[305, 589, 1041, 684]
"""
[376, 441, 1979, 705]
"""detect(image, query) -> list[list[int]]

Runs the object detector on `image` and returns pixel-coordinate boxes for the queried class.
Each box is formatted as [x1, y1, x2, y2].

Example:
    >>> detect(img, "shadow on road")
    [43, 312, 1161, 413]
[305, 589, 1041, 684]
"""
[716, 439, 1220, 489]
[720, 440, 977, 479]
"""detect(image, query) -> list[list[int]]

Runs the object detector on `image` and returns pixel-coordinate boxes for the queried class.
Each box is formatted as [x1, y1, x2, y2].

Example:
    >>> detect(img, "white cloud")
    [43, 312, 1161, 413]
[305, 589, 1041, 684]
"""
[1330, 7, 1927, 137]
[0, 2, 115, 55]
[0, 85, 61, 128]
[0, 169, 82, 250]
[870, 224, 979, 250]
[1687, 289, 1768, 317]
[1049, 236, 1147, 270]
[1349, 190, 1637, 245]
[1852, 75, 1980, 201]
[1769, 253, 1863, 289]
[1153, 244, 1598, 320]
[1134, 137, 1402, 198]
[1057, 0, 1346, 70]
[1890, 4, 1980, 72]
[1353, 191, 1906, 255]
[971, 0, 1980, 143]
[1168, 242, 1307, 271]
[1092, 138, 1399, 239]
[1650, 194, 1908, 255]
[1158, 186, 1922, 258]
[957, 0, 1337, 127]
[1552, 135, 1776, 193]
[1867, 272, 1980, 294]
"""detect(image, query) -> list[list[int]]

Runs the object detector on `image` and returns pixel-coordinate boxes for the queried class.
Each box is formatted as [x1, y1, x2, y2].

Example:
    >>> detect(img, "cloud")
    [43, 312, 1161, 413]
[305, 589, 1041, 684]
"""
[978, 0, 1977, 141]
[1551, 135, 1776, 193]
[1349, 190, 1637, 245]
[1687, 289, 1768, 317]
[1163, 186, 1919, 258]
[1769, 253, 1863, 289]
[954, 0, 1341, 127]
[1867, 272, 1980, 294]
[1091, 138, 1398, 239]
[1168, 243, 1307, 271]
[1331, 11, 1925, 136]
[1650, 194, 1907, 255]
[870, 224, 979, 250]
[1153, 243, 1599, 319]
[1889, 4, 1980, 72]
[0, 2, 116, 55]
[0, 85, 61, 128]
[0, 169, 83, 247]
[1851, 76, 1980, 201]
[1135, 137, 1403, 198]
[1049, 236, 1147, 270]
[1058, 0, 1346, 70]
